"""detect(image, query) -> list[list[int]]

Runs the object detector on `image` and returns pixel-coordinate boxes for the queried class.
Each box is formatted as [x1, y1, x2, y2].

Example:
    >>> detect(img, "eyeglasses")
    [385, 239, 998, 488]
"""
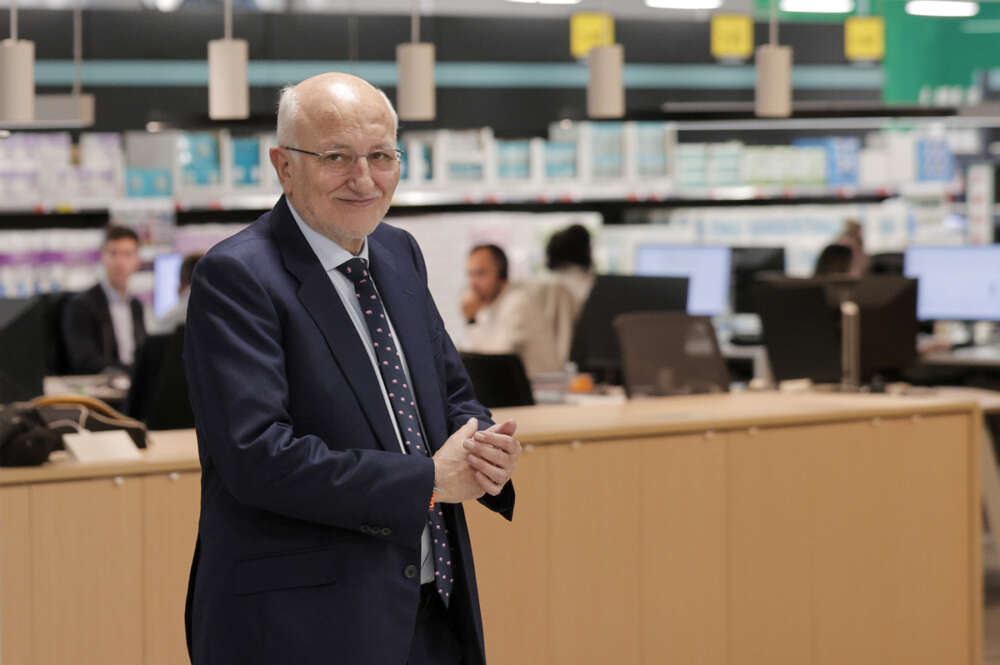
[282, 146, 403, 173]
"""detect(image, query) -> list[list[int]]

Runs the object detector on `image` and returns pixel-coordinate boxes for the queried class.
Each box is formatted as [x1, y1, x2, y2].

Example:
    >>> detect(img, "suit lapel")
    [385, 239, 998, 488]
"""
[368, 235, 448, 454]
[271, 198, 399, 454]
[92, 285, 118, 361]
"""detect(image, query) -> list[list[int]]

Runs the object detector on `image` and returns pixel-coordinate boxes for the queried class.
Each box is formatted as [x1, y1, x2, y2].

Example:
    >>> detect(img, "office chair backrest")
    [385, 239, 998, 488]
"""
[755, 278, 842, 384]
[459, 352, 534, 408]
[570, 274, 689, 384]
[613, 311, 729, 398]
[126, 326, 194, 430]
[43, 291, 76, 376]
[852, 276, 918, 381]
[147, 326, 194, 430]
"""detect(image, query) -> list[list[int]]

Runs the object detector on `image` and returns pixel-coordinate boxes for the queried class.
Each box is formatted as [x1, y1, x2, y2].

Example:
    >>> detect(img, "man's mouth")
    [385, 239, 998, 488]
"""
[338, 197, 378, 207]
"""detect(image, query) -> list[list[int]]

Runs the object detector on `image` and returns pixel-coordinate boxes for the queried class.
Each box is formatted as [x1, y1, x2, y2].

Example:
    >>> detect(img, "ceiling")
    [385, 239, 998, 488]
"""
[2, 0, 998, 20]
[0, 0, 756, 18]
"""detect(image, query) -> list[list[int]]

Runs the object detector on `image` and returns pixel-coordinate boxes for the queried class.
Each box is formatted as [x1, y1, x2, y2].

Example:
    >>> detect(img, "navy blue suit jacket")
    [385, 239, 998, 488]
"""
[183, 196, 514, 665]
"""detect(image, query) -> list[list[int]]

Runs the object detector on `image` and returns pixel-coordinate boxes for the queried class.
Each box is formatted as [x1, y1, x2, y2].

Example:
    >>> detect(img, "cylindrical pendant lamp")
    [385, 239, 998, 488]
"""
[397, 42, 435, 121]
[755, 43, 792, 118]
[208, 38, 248, 120]
[0, 39, 34, 123]
[587, 44, 624, 119]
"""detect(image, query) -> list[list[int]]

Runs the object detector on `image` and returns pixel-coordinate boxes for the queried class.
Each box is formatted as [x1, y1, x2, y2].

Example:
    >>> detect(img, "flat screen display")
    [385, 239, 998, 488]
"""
[634, 244, 732, 316]
[904, 245, 1000, 321]
[153, 252, 183, 320]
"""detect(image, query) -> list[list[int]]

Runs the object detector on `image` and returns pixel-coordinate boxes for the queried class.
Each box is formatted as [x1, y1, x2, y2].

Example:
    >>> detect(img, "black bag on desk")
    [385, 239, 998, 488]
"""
[0, 405, 61, 467]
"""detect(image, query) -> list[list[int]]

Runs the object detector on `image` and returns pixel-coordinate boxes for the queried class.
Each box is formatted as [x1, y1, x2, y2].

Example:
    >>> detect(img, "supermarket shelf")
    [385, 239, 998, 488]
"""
[390, 180, 961, 207]
[0, 180, 962, 229]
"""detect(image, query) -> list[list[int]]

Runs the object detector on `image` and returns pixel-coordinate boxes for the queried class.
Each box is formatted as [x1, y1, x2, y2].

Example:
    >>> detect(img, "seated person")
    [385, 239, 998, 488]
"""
[835, 218, 869, 276]
[62, 225, 146, 374]
[460, 244, 576, 377]
[543, 223, 595, 312]
[814, 243, 854, 277]
[461, 244, 528, 357]
[151, 252, 202, 334]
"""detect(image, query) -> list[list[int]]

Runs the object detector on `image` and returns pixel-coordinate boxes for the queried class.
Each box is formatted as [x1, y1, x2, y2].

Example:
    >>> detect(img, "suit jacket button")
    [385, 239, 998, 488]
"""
[380, 527, 392, 536]
[360, 525, 371, 534]
[404, 564, 418, 579]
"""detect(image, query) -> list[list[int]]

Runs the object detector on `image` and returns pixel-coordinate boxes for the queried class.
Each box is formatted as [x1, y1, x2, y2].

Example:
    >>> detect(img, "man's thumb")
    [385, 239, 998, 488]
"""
[462, 417, 478, 435]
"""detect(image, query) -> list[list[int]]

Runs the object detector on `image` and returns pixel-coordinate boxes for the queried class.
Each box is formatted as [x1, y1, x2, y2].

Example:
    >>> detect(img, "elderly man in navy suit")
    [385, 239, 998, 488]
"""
[183, 72, 520, 665]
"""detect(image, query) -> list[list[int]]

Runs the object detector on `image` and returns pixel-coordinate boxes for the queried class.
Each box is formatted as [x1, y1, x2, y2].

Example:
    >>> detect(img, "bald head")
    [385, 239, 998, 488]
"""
[268, 71, 403, 255]
[276, 73, 398, 148]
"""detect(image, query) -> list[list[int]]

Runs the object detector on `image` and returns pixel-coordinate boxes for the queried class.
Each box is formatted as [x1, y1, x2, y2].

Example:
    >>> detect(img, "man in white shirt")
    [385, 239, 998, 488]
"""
[151, 253, 202, 334]
[62, 225, 146, 373]
[461, 244, 528, 356]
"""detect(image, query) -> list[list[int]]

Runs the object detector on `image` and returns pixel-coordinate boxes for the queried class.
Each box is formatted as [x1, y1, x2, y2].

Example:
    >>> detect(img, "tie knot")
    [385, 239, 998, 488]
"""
[337, 257, 369, 283]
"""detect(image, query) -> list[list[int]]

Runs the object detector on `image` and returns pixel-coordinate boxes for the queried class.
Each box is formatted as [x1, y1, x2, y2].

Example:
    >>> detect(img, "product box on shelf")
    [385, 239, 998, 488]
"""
[676, 143, 709, 188]
[916, 138, 956, 183]
[794, 137, 860, 187]
[497, 140, 532, 181]
[635, 122, 671, 179]
[706, 141, 743, 187]
[589, 122, 625, 180]
[544, 142, 577, 180]
[231, 136, 262, 187]
[178, 132, 223, 187]
[126, 168, 173, 197]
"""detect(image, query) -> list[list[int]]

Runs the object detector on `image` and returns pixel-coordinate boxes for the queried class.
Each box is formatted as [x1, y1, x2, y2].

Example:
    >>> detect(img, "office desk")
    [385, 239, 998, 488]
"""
[934, 387, 1000, 573]
[473, 392, 983, 665]
[43, 374, 129, 403]
[718, 341, 771, 384]
[0, 431, 198, 665]
[0, 393, 984, 665]
[922, 345, 1000, 368]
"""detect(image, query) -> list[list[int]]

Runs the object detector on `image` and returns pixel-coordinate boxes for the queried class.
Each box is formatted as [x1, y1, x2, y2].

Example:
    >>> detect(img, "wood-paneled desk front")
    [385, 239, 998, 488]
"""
[0, 392, 983, 665]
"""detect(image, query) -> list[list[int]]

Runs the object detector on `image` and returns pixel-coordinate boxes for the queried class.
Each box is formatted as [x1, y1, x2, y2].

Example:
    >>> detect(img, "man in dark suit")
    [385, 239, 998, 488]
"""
[183, 73, 520, 665]
[62, 225, 146, 374]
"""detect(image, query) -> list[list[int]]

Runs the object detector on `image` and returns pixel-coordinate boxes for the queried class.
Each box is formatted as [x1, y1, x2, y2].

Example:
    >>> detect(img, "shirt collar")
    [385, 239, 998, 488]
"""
[99, 273, 127, 304]
[287, 199, 369, 272]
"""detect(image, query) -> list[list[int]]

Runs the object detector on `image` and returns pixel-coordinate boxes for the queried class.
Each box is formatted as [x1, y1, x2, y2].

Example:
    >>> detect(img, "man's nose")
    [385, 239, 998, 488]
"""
[347, 154, 375, 179]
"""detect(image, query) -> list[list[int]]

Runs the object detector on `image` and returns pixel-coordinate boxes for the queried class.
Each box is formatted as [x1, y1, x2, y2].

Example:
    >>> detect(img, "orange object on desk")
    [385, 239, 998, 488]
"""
[567, 373, 595, 394]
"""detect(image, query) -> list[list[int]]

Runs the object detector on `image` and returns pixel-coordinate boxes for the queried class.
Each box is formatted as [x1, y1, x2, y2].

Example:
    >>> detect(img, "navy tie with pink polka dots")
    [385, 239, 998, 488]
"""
[336, 256, 453, 606]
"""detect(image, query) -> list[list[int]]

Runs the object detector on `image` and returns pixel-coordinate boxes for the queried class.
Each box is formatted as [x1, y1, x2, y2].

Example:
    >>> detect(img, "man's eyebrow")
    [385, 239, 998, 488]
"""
[319, 142, 396, 151]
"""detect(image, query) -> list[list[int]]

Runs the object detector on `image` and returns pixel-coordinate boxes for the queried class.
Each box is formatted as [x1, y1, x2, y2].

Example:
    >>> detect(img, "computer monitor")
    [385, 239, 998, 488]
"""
[153, 253, 183, 320]
[756, 275, 918, 385]
[868, 252, 904, 276]
[904, 245, 1000, 321]
[569, 274, 689, 383]
[0, 297, 48, 402]
[730, 247, 786, 314]
[755, 278, 842, 384]
[633, 244, 731, 316]
[854, 276, 918, 382]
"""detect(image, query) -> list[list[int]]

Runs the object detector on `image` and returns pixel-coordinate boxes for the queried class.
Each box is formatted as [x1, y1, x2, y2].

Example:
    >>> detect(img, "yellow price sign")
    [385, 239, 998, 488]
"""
[844, 16, 884, 61]
[711, 14, 753, 61]
[570, 12, 615, 59]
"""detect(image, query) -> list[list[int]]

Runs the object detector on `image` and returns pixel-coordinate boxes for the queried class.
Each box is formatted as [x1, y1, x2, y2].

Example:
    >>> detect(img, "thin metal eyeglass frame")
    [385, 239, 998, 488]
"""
[281, 145, 404, 171]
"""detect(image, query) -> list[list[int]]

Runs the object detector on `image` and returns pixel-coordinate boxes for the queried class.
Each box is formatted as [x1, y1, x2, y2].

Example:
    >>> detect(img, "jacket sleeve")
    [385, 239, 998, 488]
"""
[183, 251, 434, 546]
[404, 231, 516, 521]
[62, 294, 111, 374]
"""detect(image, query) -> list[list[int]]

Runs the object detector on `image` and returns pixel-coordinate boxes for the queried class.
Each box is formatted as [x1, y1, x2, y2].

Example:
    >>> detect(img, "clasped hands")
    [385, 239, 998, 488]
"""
[432, 417, 520, 503]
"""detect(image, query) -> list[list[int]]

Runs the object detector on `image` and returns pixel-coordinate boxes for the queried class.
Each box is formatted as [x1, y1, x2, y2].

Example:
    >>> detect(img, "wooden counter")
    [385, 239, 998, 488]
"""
[0, 391, 984, 665]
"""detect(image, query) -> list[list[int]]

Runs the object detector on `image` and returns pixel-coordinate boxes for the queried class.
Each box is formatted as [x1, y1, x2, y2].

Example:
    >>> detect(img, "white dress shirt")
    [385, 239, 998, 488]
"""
[151, 288, 190, 335]
[99, 276, 136, 366]
[462, 283, 529, 355]
[289, 204, 435, 585]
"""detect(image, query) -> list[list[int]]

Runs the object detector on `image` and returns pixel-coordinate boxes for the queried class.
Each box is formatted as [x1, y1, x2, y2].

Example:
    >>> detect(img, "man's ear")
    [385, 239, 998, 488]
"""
[269, 147, 293, 194]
